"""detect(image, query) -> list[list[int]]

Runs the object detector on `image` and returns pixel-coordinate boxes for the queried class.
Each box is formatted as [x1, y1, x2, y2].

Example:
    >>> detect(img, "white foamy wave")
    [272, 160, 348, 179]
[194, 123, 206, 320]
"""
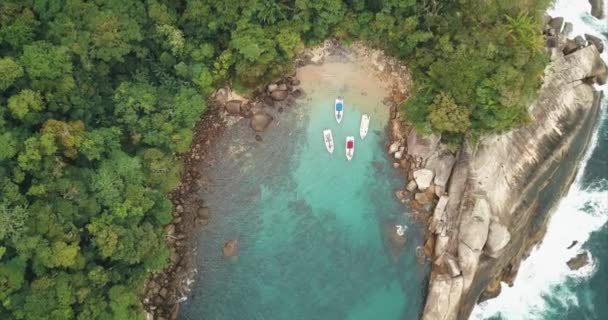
[472, 3, 608, 318]
[471, 185, 607, 320]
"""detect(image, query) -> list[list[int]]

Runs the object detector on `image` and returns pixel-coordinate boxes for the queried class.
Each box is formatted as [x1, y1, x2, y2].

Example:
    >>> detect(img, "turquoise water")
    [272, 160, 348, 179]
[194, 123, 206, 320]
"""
[180, 62, 428, 319]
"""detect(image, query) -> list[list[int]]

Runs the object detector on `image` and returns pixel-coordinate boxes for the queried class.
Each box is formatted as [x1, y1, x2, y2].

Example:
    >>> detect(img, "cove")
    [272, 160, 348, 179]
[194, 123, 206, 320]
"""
[180, 58, 428, 319]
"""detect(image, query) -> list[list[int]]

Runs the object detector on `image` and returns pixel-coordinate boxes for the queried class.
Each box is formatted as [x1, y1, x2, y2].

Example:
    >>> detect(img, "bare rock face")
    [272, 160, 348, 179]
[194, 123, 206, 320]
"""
[484, 221, 511, 258]
[458, 198, 491, 292]
[429, 195, 449, 234]
[563, 38, 578, 55]
[422, 275, 463, 320]
[421, 45, 605, 320]
[270, 90, 289, 101]
[566, 252, 590, 270]
[426, 153, 456, 190]
[588, 0, 605, 19]
[413, 169, 435, 191]
[250, 113, 273, 132]
[562, 22, 573, 36]
[225, 100, 242, 115]
[407, 130, 441, 160]
[585, 34, 604, 53]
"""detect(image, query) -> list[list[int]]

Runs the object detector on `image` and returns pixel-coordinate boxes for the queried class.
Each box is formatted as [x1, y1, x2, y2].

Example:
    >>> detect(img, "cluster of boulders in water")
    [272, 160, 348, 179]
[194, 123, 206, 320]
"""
[544, 15, 606, 85]
[214, 75, 306, 141]
[385, 108, 459, 263]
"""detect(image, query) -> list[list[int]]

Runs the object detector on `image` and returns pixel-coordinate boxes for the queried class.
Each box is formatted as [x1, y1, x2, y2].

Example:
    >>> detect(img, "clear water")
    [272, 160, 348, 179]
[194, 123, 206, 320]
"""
[472, 1, 608, 319]
[180, 61, 428, 320]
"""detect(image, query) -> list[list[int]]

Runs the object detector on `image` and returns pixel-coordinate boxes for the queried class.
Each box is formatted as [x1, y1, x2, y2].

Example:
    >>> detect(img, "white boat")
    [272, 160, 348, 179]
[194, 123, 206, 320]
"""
[323, 129, 334, 154]
[334, 97, 344, 123]
[345, 136, 355, 161]
[360, 114, 370, 139]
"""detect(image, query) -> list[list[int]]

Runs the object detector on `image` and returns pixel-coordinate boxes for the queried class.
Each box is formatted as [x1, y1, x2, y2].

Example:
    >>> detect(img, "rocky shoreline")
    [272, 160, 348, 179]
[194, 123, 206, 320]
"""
[141, 40, 414, 320]
[413, 15, 606, 320]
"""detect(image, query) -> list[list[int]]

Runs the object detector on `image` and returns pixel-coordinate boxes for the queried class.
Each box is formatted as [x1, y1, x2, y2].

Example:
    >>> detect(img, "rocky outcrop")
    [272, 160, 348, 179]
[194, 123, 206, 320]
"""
[588, 0, 605, 19]
[413, 169, 434, 191]
[421, 43, 605, 320]
[585, 34, 604, 53]
[566, 252, 590, 270]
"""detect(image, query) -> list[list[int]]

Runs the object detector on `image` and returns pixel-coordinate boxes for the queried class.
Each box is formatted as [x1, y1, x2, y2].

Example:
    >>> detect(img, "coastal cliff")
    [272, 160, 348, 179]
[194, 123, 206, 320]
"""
[419, 35, 606, 320]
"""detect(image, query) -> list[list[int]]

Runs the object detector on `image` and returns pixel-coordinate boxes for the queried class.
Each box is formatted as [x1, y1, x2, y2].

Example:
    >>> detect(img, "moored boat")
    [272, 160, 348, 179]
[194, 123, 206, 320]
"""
[345, 136, 355, 161]
[360, 114, 370, 139]
[323, 129, 334, 154]
[334, 97, 344, 123]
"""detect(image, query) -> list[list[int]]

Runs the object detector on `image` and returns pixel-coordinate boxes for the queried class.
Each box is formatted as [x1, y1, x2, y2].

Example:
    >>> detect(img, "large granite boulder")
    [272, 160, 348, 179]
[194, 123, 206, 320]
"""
[250, 113, 273, 132]
[585, 34, 604, 53]
[413, 169, 435, 191]
[422, 275, 463, 320]
[574, 35, 587, 48]
[484, 221, 511, 258]
[548, 17, 564, 33]
[566, 252, 589, 270]
[271, 90, 289, 101]
[407, 130, 441, 160]
[588, 0, 605, 19]
[225, 100, 242, 115]
[563, 38, 578, 55]
[421, 45, 605, 320]
[426, 153, 456, 190]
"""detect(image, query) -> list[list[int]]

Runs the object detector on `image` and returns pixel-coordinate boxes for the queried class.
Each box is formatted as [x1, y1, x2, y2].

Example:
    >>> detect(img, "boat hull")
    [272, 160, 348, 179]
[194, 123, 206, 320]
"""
[360, 114, 370, 139]
[323, 129, 334, 154]
[334, 98, 344, 124]
[345, 136, 355, 161]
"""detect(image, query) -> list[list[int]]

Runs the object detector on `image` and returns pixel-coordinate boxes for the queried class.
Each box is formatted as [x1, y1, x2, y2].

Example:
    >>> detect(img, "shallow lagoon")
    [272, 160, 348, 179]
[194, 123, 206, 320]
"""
[180, 60, 428, 320]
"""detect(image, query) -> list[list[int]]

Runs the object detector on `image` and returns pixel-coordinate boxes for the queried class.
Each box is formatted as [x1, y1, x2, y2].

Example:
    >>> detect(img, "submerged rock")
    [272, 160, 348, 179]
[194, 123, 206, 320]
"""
[567, 252, 589, 270]
[291, 88, 306, 99]
[222, 240, 239, 257]
[250, 113, 273, 132]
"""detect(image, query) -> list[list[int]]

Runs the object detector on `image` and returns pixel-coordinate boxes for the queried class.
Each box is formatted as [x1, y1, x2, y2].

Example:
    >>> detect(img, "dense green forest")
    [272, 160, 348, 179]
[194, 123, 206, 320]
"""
[1, 0, 550, 319]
